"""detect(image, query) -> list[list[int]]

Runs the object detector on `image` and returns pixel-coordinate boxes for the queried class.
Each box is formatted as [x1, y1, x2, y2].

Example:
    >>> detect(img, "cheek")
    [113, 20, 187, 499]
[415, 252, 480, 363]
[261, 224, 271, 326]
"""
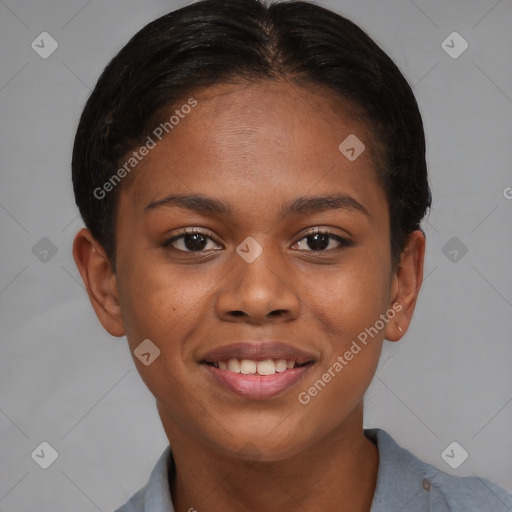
[116, 254, 206, 348]
[115, 264, 206, 405]
[306, 248, 392, 338]
[292, 261, 390, 442]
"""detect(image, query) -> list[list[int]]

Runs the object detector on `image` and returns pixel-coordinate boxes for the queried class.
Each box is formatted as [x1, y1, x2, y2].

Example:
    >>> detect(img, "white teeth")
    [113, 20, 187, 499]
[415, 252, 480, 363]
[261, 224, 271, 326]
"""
[240, 359, 257, 374]
[275, 359, 287, 372]
[227, 358, 241, 373]
[212, 358, 300, 375]
[256, 359, 275, 376]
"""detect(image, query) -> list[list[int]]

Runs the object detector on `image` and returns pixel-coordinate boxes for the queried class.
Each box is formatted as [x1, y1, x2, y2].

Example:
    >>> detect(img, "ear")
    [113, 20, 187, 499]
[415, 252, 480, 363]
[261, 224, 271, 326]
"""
[385, 230, 425, 342]
[72, 228, 125, 337]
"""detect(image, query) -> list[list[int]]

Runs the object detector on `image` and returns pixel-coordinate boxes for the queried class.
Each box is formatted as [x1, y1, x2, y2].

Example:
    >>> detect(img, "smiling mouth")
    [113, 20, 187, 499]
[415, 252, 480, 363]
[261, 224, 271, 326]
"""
[201, 358, 314, 376]
[200, 358, 315, 400]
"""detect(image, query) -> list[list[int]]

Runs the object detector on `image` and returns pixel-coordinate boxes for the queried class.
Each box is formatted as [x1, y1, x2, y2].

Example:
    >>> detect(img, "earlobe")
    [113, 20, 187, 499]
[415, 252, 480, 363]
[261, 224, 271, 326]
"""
[72, 228, 125, 337]
[385, 230, 426, 342]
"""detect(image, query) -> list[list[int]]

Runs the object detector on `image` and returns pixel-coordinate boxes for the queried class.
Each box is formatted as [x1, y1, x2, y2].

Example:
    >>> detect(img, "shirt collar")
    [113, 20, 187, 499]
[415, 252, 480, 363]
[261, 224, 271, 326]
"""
[364, 428, 433, 511]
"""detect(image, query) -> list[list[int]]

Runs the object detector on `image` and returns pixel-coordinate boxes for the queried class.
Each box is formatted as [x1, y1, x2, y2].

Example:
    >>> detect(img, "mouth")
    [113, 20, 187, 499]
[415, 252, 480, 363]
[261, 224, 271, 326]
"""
[198, 341, 316, 400]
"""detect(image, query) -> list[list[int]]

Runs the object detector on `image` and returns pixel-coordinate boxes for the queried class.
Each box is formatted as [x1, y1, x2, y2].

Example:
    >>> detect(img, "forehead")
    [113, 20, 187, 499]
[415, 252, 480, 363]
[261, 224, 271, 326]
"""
[121, 80, 384, 217]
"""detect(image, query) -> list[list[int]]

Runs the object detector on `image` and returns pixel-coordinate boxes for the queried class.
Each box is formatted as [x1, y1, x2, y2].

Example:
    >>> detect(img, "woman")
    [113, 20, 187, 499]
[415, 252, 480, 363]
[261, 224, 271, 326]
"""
[71, 1, 512, 510]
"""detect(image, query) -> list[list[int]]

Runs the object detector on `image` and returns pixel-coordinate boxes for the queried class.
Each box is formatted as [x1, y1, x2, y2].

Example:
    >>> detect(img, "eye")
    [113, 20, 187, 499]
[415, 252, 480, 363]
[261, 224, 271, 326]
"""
[292, 229, 352, 252]
[163, 229, 223, 253]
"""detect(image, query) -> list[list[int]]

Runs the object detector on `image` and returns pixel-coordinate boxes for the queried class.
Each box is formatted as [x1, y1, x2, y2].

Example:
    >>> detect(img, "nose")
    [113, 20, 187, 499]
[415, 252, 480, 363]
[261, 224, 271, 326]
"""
[215, 244, 301, 324]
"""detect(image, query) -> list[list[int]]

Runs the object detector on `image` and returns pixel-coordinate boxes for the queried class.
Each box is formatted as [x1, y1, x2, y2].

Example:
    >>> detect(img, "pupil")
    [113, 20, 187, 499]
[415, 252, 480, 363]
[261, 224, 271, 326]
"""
[185, 233, 207, 251]
[308, 233, 329, 251]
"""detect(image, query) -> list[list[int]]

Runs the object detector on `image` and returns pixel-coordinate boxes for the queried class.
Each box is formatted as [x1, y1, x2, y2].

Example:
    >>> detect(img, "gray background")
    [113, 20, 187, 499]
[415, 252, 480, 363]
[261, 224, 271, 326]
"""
[1, 0, 511, 510]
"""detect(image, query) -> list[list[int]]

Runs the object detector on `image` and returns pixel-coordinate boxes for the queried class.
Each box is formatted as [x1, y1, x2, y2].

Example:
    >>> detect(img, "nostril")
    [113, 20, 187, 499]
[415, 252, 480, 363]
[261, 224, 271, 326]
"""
[269, 310, 287, 317]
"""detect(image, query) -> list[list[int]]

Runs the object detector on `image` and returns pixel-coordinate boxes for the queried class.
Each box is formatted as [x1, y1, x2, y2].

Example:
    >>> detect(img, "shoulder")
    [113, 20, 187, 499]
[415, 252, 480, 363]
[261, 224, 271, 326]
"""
[113, 488, 144, 512]
[112, 446, 174, 512]
[365, 428, 512, 512]
[431, 471, 512, 511]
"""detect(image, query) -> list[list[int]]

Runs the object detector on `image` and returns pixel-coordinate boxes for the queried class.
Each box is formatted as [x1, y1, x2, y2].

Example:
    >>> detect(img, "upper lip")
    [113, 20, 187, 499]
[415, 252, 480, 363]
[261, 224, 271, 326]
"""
[199, 341, 317, 365]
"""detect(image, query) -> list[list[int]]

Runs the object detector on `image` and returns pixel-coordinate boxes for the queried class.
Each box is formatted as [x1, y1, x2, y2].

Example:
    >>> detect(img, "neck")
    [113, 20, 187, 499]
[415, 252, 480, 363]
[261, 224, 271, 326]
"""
[163, 404, 379, 512]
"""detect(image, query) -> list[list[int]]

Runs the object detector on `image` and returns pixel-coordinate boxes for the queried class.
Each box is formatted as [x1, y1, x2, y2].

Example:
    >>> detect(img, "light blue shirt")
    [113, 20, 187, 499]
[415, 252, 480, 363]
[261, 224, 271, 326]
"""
[114, 428, 512, 511]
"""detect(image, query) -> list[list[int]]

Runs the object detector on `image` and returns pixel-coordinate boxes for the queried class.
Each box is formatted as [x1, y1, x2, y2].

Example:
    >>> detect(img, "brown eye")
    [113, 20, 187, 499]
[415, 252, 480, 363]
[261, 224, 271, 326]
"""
[164, 229, 223, 253]
[293, 230, 352, 252]
[305, 232, 330, 251]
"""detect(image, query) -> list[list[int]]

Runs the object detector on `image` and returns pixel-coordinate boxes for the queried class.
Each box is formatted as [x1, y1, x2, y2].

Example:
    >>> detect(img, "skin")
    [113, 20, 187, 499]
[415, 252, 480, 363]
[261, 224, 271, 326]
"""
[73, 81, 425, 512]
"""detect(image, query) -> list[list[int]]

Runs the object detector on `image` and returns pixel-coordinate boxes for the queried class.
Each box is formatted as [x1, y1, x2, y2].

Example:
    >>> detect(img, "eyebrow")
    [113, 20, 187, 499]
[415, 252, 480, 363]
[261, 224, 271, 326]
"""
[144, 193, 370, 218]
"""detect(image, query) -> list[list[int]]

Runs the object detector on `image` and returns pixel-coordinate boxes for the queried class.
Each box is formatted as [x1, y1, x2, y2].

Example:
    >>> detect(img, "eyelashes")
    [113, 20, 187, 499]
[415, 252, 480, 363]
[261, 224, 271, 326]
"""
[163, 229, 222, 253]
[162, 227, 353, 254]
[292, 229, 353, 252]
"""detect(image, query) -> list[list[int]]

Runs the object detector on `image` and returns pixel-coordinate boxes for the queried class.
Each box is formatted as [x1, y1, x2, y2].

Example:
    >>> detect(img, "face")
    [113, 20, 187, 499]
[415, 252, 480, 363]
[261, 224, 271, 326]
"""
[75, 80, 424, 461]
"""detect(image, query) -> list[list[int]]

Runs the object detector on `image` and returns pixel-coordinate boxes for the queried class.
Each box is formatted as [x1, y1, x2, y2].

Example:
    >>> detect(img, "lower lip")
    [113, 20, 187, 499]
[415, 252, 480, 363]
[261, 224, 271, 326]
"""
[201, 363, 314, 400]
